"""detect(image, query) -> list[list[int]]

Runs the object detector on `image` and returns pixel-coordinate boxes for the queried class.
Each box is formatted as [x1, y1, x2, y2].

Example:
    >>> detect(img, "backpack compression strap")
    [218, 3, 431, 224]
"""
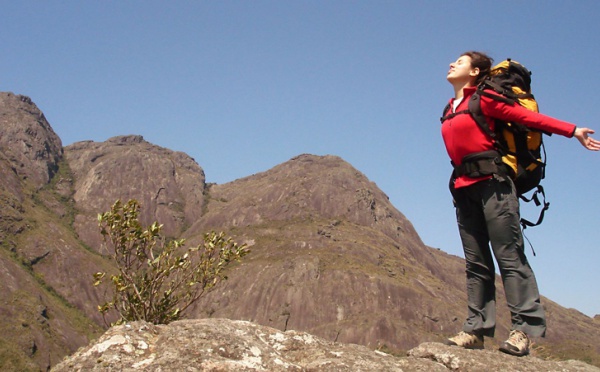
[520, 185, 550, 256]
[480, 79, 534, 101]
[520, 185, 550, 228]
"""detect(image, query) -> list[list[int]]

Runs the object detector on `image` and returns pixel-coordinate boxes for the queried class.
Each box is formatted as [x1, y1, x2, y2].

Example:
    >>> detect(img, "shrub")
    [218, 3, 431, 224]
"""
[94, 199, 249, 325]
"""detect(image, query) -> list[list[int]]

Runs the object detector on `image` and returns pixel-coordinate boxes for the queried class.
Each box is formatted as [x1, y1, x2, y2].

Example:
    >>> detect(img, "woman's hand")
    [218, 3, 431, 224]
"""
[574, 127, 600, 151]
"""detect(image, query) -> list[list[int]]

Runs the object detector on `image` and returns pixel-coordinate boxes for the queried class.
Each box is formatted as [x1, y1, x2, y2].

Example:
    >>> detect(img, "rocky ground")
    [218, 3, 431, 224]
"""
[52, 319, 599, 372]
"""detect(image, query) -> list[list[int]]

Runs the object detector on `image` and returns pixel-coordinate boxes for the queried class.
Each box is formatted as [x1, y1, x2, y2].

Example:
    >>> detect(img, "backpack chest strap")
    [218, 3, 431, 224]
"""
[440, 109, 470, 123]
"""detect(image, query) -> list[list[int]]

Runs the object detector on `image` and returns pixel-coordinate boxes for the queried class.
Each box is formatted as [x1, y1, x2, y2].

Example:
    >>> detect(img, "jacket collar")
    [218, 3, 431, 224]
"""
[463, 86, 477, 95]
[448, 86, 478, 105]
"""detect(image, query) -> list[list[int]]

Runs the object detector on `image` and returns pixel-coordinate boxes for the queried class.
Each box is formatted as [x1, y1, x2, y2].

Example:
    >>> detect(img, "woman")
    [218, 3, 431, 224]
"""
[441, 51, 600, 356]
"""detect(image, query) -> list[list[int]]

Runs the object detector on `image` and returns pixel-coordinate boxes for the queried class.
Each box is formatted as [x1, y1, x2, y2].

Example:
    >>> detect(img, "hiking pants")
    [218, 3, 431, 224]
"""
[451, 176, 546, 338]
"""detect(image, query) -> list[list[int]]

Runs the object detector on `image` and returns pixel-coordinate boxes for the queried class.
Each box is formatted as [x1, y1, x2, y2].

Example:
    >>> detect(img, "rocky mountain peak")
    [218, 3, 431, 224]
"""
[0, 92, 63, 188]
[64, 134, 206, 250]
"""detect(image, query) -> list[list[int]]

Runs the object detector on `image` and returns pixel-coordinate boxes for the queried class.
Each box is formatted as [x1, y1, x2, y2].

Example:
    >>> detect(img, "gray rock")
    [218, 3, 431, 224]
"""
[409, 342, 600, 371]
[52, 319, 599, 372]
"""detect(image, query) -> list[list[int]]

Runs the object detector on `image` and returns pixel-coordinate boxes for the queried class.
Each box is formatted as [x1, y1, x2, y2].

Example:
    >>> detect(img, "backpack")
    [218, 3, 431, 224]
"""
[442, 59, 550, 229]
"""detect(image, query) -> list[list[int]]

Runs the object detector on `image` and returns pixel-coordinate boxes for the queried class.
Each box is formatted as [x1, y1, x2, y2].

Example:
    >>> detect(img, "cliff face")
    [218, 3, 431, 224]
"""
[0, 92, 102, 372]
[64, 134, 206, 250]
[1, 92, 599, 371]
[0, 93, 62, 188]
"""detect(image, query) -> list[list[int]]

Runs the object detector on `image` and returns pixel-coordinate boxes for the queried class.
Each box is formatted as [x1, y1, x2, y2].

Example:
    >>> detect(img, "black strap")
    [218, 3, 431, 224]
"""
[467, 91, 497, 139]
[480, 80, 534, 101]
[520, 186, 550, 257]
[522, 229, 537, 257]
[453, 150, 506, 178]
[441, 103, 450, 121]
[441, 109, 470, 122]
[467, 90, 517, 157]
[520, 185, 550, 229]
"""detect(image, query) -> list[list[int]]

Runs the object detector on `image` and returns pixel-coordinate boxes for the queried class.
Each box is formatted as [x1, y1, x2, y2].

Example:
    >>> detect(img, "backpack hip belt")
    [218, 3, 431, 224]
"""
[452, 150, 508, 179]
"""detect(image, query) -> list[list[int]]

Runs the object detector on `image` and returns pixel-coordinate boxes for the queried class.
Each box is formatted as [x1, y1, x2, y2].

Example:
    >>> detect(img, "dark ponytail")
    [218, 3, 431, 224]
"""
[462, 51, 493, 85]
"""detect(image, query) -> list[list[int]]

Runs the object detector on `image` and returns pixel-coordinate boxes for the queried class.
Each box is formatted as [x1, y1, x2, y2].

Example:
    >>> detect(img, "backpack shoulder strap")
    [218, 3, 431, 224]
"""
[442, 103, 450, 118]
[467, 89, 497, 140]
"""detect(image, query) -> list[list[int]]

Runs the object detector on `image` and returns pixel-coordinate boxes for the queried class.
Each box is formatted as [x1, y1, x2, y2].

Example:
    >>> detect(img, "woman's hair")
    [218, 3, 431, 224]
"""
[461, 51, 493, 85]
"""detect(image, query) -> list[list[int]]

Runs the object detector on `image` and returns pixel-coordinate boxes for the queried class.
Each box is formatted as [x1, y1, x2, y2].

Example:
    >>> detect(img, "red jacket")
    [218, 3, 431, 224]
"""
[441, 86, 576, 189]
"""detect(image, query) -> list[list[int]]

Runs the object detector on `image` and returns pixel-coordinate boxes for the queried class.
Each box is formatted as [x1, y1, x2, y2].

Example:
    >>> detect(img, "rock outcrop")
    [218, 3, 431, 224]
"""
[51, 318, 600, 372]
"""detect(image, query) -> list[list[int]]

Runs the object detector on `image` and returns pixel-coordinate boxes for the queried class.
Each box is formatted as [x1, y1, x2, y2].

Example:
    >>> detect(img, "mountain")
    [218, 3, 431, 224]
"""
[1, 92, 599, 371]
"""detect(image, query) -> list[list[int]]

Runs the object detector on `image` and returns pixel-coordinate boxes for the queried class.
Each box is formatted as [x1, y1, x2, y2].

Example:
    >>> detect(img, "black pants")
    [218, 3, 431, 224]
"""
[451, 176, 546, 338]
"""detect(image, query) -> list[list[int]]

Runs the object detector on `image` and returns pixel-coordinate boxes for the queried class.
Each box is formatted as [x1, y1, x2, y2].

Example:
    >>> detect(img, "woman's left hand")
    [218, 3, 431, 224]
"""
[574, 127, 600, 151]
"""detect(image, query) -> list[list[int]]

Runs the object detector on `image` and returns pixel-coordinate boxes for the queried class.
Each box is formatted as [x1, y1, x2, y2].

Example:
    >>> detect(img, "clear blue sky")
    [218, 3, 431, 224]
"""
[2, 1, 598, 317]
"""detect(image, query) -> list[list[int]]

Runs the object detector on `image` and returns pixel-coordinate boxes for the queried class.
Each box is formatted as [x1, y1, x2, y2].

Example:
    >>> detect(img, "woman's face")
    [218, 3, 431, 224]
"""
[447, 55, 479, 85]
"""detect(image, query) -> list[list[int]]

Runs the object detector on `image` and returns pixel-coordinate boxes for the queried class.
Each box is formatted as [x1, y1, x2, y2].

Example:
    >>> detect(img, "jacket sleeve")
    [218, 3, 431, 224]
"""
[480, 94, 576, 138]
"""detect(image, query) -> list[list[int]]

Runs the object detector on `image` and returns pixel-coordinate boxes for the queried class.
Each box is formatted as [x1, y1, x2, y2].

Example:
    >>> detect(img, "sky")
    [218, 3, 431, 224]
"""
[2, 1, 598, 318]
